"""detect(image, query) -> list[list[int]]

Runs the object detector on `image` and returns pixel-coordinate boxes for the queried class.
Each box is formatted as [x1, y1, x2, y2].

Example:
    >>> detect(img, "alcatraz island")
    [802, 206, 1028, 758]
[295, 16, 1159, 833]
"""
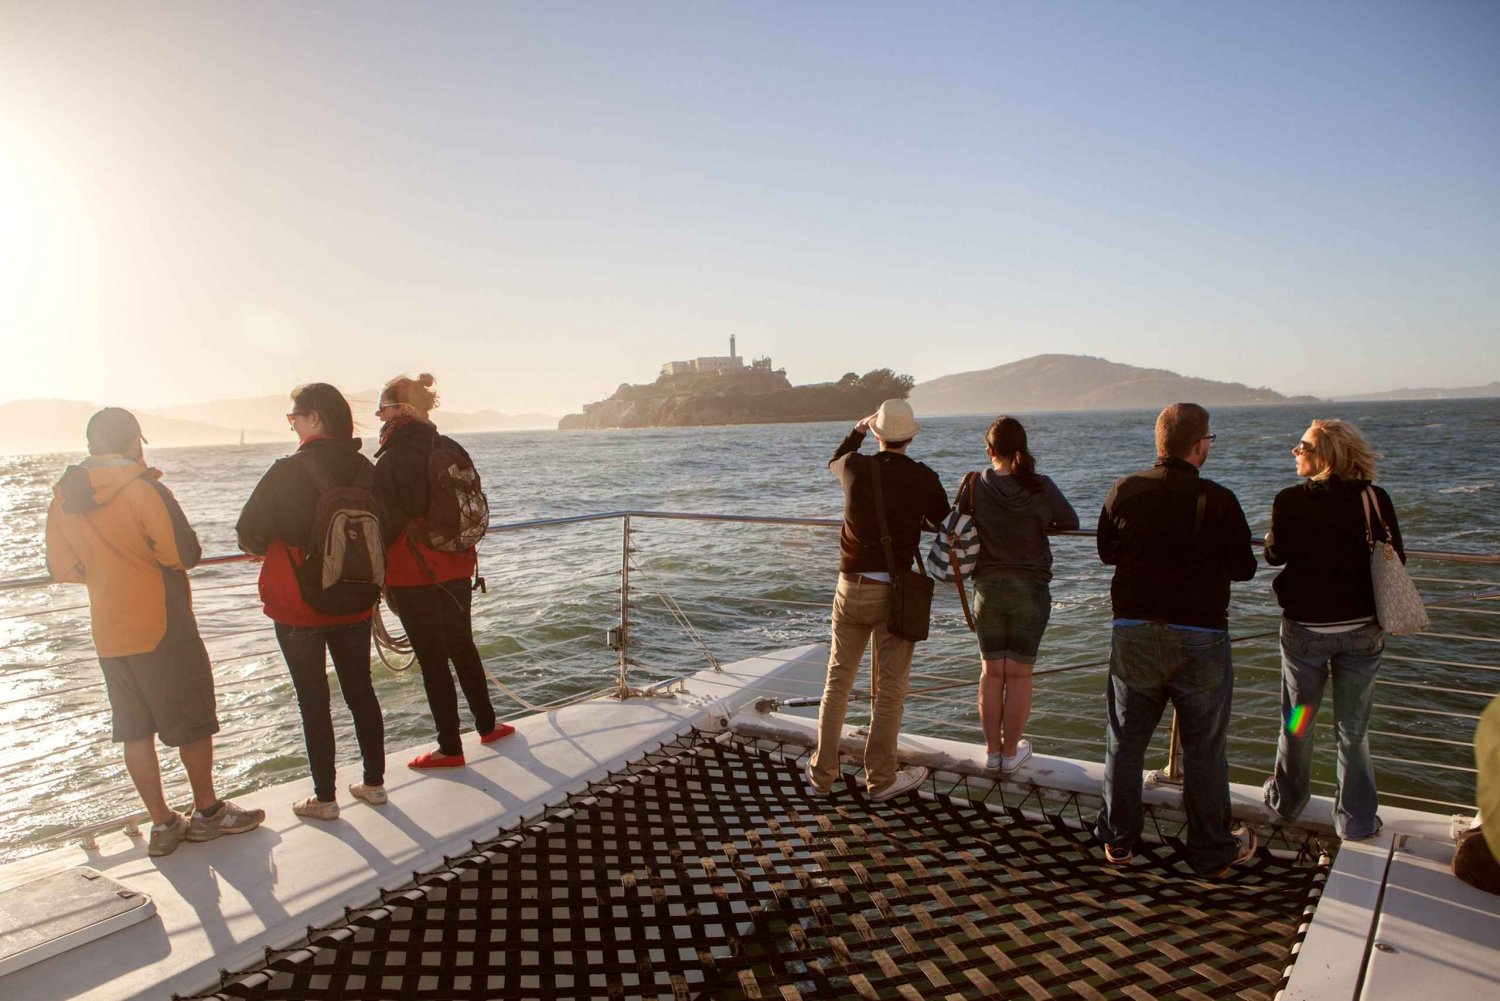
[557, 338, 914, 430]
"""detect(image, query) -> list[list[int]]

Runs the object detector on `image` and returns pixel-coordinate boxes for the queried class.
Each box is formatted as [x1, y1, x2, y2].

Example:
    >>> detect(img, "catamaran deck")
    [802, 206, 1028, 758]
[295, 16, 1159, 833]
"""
[0, 645, 1494, 1000]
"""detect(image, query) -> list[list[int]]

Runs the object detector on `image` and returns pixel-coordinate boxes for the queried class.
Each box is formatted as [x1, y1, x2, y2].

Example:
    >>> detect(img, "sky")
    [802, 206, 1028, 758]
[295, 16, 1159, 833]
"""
[2, 2, 1497, 415]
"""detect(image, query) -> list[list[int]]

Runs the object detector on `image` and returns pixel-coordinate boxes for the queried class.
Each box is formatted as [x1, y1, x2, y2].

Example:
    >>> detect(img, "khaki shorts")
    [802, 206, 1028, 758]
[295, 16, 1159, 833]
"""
[100, 635, 220, 747]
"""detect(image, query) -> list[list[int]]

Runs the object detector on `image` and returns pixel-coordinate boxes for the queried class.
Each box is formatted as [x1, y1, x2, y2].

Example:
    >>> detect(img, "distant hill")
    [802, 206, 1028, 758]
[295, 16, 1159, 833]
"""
[0, 395, 557, 456]
[908, 354, 1320, 415]
[1333, 381, 1500, 402]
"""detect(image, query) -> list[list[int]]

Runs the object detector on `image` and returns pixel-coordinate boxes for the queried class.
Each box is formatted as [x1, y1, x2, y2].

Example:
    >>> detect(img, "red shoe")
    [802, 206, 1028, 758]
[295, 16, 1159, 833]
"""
[479, 723, 516, 745]
[408, 750, 466, 769]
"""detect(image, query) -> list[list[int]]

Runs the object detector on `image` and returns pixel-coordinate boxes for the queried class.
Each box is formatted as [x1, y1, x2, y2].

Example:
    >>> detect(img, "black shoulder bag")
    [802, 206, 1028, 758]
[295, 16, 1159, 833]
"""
[871, 456, 935, 642]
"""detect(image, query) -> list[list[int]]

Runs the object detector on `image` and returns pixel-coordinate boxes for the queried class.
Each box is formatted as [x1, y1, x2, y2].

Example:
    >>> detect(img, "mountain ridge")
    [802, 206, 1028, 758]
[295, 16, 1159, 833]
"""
[908, 354, 1321, 415]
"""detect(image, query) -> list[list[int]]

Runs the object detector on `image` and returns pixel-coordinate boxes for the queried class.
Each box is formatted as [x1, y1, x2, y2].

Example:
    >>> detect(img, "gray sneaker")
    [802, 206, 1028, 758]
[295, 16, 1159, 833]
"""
[186, 799, 266, 842]
[147, 813, 188, 857]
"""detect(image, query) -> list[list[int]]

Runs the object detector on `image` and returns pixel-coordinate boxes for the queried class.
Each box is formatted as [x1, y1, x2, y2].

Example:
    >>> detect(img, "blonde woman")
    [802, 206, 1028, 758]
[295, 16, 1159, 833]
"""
[1263, 418, 1404, 840]
[373, 373, 512, 768]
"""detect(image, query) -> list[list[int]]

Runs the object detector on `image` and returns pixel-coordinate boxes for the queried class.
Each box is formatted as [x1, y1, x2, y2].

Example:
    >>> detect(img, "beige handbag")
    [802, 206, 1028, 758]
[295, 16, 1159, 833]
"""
[1362, 487, 1429, 636]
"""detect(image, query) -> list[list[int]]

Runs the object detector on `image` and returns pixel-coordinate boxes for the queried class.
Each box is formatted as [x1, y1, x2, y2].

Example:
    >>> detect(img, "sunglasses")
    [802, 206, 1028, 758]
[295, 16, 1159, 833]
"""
[1292, 440, 1317, 455]
[1200, 433, 1217, 442]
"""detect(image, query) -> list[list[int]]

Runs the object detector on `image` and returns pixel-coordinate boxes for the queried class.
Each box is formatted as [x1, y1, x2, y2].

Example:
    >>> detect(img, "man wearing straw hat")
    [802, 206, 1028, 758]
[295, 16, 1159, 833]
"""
[807, 399, 951, 802]
[45, 407, 264, 858]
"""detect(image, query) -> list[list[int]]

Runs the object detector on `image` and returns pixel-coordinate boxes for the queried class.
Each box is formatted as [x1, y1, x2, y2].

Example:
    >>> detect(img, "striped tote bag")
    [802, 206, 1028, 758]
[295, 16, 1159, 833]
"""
[925, 471, 982, 583]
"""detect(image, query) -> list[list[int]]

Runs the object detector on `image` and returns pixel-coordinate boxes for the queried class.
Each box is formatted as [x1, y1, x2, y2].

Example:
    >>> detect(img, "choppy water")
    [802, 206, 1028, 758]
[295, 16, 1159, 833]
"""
[2, 399, 1497, 858]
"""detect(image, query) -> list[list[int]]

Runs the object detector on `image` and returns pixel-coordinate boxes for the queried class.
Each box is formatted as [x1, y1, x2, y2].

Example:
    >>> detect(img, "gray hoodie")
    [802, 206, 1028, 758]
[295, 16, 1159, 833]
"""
[971, 470, 1079, 584]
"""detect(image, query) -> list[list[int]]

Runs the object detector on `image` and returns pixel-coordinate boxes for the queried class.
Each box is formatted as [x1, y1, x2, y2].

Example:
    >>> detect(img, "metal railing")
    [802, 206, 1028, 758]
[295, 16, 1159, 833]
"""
[0, 509, 1496, 857]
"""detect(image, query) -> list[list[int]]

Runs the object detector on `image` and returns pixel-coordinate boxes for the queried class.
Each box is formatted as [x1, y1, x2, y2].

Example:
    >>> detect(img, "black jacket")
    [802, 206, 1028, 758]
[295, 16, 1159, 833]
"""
[1097, 458, 1257, 630]
[373, 420, 480, 547]
[1265, 477, 1405, 624]
[829, 428, 951, 575]
[236, 436, 374, 556]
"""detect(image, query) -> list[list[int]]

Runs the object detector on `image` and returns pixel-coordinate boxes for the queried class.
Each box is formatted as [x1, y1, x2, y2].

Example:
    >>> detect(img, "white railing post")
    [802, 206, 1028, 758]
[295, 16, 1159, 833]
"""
[616, 514, 632, 699]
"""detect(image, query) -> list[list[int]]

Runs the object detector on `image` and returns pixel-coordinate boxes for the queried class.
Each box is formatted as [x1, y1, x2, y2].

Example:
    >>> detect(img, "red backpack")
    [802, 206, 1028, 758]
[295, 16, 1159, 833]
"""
[410, 435, 489, 552]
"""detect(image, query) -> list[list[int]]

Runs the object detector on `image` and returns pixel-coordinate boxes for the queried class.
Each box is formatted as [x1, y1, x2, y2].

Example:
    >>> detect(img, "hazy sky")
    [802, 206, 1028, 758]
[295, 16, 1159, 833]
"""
[2, 2, 1496, 413]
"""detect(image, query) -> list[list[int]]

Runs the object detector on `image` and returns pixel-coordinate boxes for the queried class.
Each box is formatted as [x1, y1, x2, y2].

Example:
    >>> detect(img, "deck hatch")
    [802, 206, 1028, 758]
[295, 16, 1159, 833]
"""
[191, 733, 1327, 1000]
[0, 865, 156, 977]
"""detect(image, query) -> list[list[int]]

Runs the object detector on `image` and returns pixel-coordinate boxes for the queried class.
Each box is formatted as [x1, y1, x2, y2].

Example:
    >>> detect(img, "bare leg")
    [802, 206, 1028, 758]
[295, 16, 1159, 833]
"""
[1000, 659, 1036, 757]
[122, 738, 174, 826]
[979, 657, 1006, 753]
[176, 737, 218, 812]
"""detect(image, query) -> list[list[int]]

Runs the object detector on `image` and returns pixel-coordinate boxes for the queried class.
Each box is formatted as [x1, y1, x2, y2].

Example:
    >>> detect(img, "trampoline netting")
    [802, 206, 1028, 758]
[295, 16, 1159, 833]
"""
[190, 731, 1327, 1000]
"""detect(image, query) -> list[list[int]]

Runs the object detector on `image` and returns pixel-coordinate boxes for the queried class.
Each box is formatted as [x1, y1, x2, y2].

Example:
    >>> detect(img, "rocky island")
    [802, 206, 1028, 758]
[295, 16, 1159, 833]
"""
[558, 339, 914, 430]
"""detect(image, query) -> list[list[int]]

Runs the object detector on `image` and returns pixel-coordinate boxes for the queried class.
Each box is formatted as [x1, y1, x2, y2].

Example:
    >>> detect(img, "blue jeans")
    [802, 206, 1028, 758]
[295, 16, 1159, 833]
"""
[1263, 619, 1383, 839]
[1095, 622, 1237, 875]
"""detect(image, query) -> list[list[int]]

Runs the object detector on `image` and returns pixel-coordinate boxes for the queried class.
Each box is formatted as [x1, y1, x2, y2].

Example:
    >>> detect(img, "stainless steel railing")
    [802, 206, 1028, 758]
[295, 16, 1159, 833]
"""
[0, 509, 1495, 857]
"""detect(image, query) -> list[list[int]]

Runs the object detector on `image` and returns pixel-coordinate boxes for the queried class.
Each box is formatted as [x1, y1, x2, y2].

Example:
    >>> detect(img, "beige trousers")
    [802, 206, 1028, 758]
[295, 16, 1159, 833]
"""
[810, 574, 916, 793]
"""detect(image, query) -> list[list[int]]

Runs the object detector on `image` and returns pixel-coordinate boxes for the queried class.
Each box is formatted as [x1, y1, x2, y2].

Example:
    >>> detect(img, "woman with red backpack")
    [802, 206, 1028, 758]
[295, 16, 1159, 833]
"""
[374, 373, 512, 768]
[236, 383, 388, 820]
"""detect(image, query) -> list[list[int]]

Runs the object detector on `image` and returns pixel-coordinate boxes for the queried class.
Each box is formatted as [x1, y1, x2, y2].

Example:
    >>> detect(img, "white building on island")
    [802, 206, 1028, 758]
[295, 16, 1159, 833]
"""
[662, 336, 771, 377]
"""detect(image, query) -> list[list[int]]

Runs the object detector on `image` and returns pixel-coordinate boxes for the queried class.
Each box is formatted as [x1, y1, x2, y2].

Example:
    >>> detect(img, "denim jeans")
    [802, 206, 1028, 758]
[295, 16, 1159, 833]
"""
[810, 575, 917, 794]
[1264, 619, 1384, 839]
[1095, 622, 1237, 875]
[275, 620, 385, 801]
[388, 580, 496, 756]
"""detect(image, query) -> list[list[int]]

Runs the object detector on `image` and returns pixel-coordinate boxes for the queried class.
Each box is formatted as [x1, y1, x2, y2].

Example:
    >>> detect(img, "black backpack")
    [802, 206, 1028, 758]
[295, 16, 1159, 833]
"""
[298, 457, 385, 614]
[410, 435, 489, 552]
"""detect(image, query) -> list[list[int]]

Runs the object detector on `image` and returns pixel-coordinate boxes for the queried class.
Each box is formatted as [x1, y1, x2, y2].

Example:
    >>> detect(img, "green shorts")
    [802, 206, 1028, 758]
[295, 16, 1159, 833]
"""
[100, 635, 220, 747]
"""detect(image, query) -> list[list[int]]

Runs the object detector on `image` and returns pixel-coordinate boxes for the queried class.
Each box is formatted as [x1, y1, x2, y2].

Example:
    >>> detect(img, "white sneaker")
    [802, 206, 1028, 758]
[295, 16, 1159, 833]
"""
[869, 766, 929, 802]
[1001, 739, 1033, 774]
[293, 796, 340, 821]
[804, 761, 830, 797]
[349, 783, 388, 806]
[985, 751, 1003, 771]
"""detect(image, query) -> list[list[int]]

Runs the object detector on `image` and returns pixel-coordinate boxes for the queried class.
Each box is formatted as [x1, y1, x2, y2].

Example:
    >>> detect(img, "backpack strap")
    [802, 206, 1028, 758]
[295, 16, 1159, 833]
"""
[302, 452, 335, 493]
[1193, 483, 1207, 538]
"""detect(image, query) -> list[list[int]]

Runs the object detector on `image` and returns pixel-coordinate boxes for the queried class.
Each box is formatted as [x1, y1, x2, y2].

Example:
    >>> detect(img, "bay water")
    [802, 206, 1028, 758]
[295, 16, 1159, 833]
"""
[1, 398, 1496, 858]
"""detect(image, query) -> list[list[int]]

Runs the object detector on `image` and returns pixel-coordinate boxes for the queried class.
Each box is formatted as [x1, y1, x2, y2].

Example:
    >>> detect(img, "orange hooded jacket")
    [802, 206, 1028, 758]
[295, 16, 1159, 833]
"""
[45, 456, 204, 658]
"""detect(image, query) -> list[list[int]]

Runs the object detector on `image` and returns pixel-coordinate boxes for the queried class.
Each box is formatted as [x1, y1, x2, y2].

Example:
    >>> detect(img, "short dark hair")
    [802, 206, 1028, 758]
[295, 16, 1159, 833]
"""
[1155, 403, 1210, 459]
[86, 407, 144, 455]
[290, 383, 354, 439]
[881, 437, 912, 451]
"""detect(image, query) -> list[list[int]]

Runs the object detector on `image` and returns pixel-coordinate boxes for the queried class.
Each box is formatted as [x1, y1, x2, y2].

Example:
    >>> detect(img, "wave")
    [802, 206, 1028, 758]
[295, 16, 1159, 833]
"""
[1439, 483, 1494, 494]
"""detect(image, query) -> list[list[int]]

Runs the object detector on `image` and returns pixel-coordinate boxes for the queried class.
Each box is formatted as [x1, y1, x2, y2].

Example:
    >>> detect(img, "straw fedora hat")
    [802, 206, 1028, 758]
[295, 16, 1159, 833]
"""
[871, 399, 920, 441]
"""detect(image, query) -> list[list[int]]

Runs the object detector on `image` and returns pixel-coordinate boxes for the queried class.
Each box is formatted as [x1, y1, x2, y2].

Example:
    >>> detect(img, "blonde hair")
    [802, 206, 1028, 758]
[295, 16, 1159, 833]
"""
[382, 372, 439, 414]
[1308, 418, 1380, 482]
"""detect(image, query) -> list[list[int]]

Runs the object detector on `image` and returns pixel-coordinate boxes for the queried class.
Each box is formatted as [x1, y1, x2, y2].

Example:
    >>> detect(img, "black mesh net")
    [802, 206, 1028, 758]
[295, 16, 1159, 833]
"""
[193, 732, 1327, 1000]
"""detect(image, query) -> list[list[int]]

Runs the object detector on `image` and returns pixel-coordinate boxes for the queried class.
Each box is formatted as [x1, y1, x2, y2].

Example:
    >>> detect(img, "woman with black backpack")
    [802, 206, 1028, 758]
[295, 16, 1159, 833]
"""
[236, 383, 387, 820]
[374, 373, 512, 769]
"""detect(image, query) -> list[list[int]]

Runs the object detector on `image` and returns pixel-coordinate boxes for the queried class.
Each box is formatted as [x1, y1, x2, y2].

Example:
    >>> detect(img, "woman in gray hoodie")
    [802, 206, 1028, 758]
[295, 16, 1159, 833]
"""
[971, 416, 1078, 773]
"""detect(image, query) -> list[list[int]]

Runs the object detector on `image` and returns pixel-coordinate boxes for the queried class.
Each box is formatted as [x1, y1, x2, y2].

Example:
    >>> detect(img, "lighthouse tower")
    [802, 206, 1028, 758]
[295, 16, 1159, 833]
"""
[730, 334, 737, 360]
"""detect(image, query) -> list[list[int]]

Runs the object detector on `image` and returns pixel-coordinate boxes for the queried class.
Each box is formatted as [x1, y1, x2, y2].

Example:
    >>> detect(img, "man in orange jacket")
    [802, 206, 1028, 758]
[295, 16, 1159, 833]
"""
[45, 408, 264, 857]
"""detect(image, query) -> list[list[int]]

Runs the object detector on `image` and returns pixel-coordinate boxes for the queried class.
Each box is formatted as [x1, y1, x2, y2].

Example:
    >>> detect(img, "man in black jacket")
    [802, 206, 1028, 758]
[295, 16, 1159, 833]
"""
[1094, 403, 1258, 876]
[807, 399, 950, 802]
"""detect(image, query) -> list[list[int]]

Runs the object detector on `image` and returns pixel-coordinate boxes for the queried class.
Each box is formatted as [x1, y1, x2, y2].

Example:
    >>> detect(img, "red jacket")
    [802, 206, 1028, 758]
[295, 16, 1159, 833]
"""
[236, 437, 375, 627]
[374, 420, 478, 588]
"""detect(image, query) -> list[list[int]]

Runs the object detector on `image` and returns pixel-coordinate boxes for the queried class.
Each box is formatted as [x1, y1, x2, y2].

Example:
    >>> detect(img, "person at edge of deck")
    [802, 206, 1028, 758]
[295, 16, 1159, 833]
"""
[236, 384, 388, 821]
[806, 399, 951, 802]
[970, 416, 1079, 775]
[1452, 693, 1500, 895]
[1094, 402, 1259, 875]
[44, 408, 265, 858]
[373, 373, 513, 769]
[1261, 418, 1403, 841]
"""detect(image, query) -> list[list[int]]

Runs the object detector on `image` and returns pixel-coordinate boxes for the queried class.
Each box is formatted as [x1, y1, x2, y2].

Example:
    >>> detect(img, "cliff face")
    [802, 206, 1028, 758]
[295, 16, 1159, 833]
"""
[559, 368, 914, 430]
[909, 354, 1320, 415]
